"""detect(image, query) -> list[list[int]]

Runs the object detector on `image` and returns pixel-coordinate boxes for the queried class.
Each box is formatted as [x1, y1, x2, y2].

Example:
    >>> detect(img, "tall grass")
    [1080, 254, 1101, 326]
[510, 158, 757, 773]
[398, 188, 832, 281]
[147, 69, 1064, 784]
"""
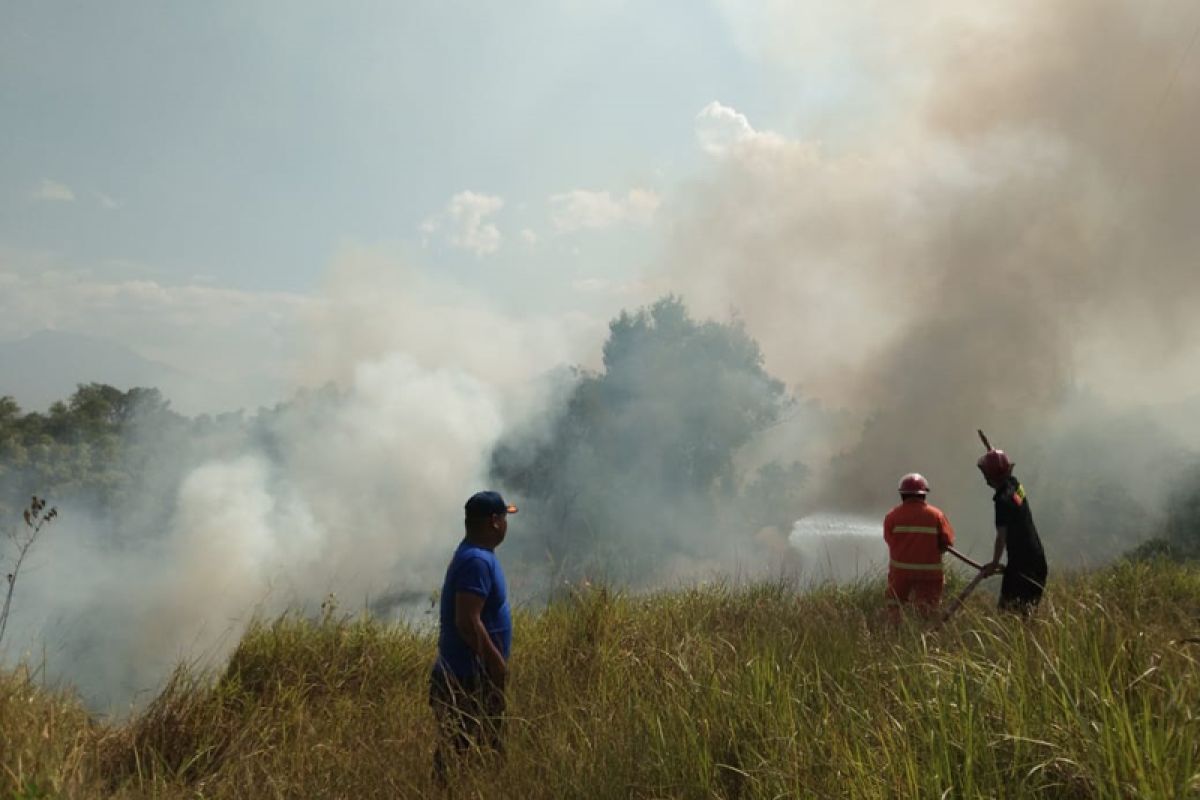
[4, 559, 1199, 798]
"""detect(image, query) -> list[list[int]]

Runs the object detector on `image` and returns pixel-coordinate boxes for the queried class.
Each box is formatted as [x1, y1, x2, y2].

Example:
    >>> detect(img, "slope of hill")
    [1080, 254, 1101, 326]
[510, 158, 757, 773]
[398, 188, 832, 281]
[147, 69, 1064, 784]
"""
[0, 330, 283, 415]
[0, 330, 182, 411]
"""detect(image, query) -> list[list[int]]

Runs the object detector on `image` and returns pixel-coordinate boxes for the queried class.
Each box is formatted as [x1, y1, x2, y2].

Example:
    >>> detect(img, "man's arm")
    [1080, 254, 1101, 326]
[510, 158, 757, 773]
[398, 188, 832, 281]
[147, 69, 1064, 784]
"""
[938, 512, 956, 552]
[454, 591, 507, 685]
[985, 526, 1007, 576]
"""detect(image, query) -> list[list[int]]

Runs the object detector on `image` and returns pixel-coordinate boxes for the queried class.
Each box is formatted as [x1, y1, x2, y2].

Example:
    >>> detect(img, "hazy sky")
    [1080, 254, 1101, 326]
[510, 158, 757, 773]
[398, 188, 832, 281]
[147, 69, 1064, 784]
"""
[5, 1, 1200, 708]
[4, 1, 1197, 415]
[0, 0, 888, 411]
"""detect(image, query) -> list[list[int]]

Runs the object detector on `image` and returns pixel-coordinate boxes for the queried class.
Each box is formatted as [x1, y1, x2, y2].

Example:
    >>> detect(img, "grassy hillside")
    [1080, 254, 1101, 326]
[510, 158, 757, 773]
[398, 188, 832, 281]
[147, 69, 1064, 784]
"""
[4, 560, 1199, 799]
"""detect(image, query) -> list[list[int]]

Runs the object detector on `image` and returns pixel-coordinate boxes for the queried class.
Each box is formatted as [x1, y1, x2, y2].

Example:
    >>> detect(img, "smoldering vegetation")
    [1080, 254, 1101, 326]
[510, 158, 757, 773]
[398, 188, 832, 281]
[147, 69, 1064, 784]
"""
[666, 0, 1200, 536]
[0, 304, 812, 709]
[4, 0, 1200, 714]
[4, 291, 1200, 712]
[487, 0, 1200, 585]
[490, 296, 808, 592]
[0, 359, 509, 710]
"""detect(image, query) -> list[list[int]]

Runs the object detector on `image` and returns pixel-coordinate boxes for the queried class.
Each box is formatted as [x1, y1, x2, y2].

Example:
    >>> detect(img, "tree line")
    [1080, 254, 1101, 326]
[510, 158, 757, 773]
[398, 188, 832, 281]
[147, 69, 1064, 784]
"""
[1, 297, 1197, 579]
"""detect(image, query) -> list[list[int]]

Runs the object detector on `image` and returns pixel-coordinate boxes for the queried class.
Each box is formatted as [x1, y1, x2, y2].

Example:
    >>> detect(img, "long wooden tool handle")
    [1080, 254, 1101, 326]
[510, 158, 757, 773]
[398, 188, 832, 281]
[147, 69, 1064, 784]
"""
[946, 545, 985, 571]
[941, 570, 989, 623]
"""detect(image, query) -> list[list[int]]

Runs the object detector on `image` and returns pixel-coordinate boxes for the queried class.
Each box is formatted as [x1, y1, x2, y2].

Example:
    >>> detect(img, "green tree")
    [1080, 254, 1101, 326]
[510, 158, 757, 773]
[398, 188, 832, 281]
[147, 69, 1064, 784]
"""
[492, 297, 797, 584]
[0, 384, 185, 519]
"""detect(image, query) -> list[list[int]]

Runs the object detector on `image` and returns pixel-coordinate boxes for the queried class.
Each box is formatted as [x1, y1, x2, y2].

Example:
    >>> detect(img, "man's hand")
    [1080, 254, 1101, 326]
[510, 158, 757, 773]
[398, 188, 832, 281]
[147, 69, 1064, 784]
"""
[981, 561, 1004, 577]
[455, 590, 508, 689]
[481, 644, 507, 687]
[487, 658, 508, 689]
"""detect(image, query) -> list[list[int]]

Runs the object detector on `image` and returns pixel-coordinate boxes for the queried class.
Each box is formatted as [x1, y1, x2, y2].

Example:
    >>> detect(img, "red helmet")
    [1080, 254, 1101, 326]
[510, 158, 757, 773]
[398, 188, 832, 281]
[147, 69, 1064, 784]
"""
[977, 449, 1013, 481]
[898, 473, 930, 496]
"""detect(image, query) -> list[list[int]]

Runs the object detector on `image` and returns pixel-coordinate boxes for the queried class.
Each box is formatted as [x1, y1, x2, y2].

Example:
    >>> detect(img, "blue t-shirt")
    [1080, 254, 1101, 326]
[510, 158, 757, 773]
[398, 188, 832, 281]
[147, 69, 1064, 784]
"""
[435, 539, 512, 677]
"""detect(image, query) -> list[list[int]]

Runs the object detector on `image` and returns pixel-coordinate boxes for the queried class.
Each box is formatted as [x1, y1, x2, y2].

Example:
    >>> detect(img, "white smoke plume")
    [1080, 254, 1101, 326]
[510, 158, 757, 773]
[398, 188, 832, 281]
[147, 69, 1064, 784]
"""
[7, 0, 1200, 709]
[667, 0, 1200, 549]
[4, 249, 594, 710]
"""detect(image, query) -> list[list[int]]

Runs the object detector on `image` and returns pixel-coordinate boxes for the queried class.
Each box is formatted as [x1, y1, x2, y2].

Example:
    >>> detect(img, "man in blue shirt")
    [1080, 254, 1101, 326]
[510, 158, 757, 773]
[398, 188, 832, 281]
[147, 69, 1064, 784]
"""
[429, 490, 516, 783]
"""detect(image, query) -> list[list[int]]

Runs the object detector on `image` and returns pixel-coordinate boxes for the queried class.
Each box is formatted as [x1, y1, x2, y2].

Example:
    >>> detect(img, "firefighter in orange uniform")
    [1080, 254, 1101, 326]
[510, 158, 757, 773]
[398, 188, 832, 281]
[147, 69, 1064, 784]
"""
[883, 473, 956, 623]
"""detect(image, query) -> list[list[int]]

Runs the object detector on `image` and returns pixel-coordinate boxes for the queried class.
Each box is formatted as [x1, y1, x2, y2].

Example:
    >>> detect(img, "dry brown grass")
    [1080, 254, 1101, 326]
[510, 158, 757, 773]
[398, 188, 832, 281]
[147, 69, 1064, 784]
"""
[3, 559, 1199, 798]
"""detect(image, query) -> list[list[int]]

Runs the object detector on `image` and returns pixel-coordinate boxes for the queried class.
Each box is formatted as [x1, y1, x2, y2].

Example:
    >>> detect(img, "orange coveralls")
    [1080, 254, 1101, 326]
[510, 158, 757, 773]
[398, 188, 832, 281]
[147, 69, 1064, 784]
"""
[883, 498, 956, 621]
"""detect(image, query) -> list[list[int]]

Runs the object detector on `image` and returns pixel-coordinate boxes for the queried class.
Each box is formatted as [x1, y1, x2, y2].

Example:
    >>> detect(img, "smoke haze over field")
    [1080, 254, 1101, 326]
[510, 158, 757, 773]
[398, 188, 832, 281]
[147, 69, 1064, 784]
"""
[4, 252, 594, 709]
[3, 0, 1200, 710]
[667, 0, 1200, 534]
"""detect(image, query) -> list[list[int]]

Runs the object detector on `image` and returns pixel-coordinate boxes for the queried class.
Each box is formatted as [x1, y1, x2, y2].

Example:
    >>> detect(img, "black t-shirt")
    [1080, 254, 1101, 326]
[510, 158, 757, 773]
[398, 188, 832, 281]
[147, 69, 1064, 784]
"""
[994, 476, 1047, 571]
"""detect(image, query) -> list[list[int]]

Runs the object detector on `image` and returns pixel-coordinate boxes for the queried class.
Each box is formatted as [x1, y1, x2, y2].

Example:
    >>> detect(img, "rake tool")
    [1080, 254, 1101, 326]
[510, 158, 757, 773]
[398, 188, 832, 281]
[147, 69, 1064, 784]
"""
[939, 546, 1002, 624]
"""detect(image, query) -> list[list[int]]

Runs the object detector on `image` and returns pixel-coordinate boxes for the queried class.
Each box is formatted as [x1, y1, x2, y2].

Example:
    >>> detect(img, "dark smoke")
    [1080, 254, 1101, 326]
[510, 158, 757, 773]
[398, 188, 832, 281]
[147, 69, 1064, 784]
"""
[491, 297, 808, 592]
[665, 0, 1200, 553]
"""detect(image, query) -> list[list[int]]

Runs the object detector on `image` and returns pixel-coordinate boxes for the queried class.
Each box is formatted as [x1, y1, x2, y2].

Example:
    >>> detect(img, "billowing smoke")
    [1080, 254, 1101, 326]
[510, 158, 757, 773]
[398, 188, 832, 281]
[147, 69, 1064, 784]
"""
[666, 0, 1200, 551]
[5, 0, 1200, 711]
[3, 251, 593, 710]
[490, 297, 806, 592]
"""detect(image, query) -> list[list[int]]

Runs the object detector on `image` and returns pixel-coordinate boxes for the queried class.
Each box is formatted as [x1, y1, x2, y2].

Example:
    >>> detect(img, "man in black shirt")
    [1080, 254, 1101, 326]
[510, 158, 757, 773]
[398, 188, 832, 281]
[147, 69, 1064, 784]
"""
[978, 446, 1048, 614]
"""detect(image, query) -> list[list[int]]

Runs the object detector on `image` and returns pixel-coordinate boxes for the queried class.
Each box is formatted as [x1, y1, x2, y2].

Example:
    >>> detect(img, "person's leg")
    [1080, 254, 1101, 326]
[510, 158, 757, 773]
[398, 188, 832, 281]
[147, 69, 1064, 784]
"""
[885, 572, 905, 625]
[479, 673, 506, 755]
[887, 572, 915, 625]
[912, 577, 945, 620]
[429, 671, 454, 785]
[1019, 568, 1047, 615]
[430, 670, 479, 784]
[999, 568, 1045, 615]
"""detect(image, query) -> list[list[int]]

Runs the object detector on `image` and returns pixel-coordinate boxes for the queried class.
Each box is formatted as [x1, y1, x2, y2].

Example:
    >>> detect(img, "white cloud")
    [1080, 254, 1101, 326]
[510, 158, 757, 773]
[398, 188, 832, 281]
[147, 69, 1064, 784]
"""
[549, 188, 661, 232]
[695, 101, 789, 157]
[694, 102, 825, 176]
[93, 190, 121, 210]
[625, 189, 661, 224]
[32, 179, 76, 202]
[520, 228, 539, 245]
[421, 191, 505, 256]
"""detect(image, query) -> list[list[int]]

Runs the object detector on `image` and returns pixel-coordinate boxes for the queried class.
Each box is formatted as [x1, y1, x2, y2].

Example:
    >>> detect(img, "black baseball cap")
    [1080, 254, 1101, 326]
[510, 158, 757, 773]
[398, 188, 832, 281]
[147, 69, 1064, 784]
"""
[464, 490, 518, 519]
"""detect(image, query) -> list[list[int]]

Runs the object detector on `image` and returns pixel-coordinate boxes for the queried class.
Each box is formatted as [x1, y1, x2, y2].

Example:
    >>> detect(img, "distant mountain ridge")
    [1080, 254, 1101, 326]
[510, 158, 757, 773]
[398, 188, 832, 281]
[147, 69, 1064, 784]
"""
[0, 330, 182, 412]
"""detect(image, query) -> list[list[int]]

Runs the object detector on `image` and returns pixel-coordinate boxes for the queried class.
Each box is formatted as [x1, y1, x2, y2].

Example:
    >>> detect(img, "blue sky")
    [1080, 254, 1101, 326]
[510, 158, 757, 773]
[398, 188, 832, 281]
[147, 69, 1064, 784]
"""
[2, 0, 892, 410]
[2, 1, 877, 412]
[20, 2, 1157, 413]
[0, 1, 800, 293]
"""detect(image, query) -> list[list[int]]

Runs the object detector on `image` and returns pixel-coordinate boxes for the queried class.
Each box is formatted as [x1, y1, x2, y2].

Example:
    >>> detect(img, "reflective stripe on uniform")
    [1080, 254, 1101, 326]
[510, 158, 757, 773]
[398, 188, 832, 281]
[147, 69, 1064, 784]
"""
[890, 560, 943, 571]
[893, 525, 938, 534]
